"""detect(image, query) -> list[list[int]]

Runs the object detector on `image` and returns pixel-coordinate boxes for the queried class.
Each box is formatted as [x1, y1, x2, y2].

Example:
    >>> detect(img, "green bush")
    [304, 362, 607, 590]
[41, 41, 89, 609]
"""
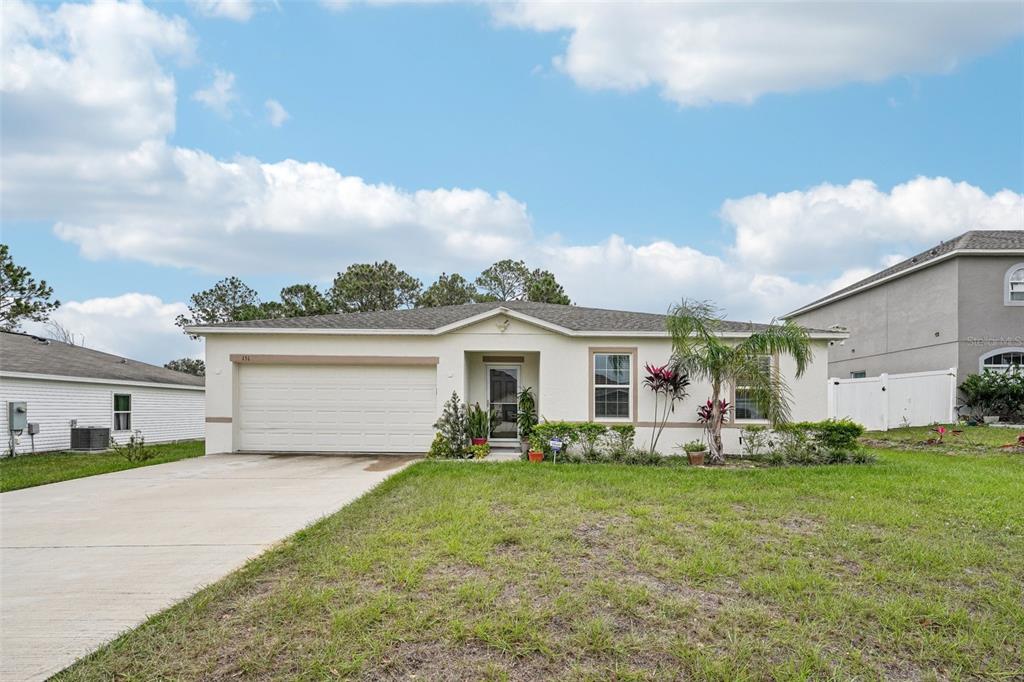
[466, 443, 490, 460]
[426, 433, 451, 459]
[960, 370, 1024, 420]
[770, 419, 869, 466]
[433, 392, 469, 458]
[109, 432, 152, 463]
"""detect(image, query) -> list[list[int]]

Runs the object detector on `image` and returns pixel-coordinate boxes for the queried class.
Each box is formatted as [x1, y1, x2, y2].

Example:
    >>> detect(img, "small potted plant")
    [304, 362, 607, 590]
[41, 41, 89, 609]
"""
[527, 434, 545, 462]
[682, 440, 707, 465]
[468, 403, 490, 446]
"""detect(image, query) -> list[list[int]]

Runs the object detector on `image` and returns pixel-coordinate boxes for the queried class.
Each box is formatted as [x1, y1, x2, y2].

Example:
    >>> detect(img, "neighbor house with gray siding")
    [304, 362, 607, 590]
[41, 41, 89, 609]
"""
[786, 230, 1024, 382]
[0, 331, 204, 455]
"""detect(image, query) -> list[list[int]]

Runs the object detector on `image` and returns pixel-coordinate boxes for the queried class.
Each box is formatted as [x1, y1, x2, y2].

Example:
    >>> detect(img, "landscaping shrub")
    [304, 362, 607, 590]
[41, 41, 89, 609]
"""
[959, 370, 1024, 421]
[466, 443, 490, 460]
[767, 419, 869, 466]
[575, 422, 608, 459]
[605, 425, 635, 460]
[109, 432, 152, 463]
[433, 392, 469, 458]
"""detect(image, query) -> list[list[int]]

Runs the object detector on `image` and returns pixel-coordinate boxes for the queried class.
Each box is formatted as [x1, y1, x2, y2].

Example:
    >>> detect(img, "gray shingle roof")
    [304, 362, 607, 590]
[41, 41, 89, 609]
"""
[0, 332, 204, 387]
[195, 301, 829, 334]
[789, 230, 1024, 315]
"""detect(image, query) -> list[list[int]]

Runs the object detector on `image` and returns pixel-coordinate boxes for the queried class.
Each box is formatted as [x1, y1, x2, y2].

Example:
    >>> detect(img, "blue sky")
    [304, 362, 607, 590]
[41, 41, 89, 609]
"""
[2, 1, 1023, 362]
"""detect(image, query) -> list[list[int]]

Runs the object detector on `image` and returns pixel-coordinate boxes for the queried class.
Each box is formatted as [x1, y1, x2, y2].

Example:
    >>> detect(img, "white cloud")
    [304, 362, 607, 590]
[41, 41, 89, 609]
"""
[265, 98, 289, 127]
[722, 177, 1024, 276]
[25, 294, 200, 365]
[189, 0, 256, 22]
[3, 0, 1022, 327]
[494, 3, 1024, 106]
[193, 69, 238, 117]
[0, 0, 193, 153]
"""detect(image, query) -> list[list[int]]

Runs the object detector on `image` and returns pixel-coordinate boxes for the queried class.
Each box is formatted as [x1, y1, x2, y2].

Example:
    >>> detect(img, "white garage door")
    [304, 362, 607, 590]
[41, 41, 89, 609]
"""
[237, 364, 437, 453]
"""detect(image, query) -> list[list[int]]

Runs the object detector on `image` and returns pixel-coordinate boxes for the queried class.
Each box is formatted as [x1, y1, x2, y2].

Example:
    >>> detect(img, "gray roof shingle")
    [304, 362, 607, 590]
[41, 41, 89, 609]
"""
[789, 230, 1024, 315]
[0, 332, 204, 387]
[195, 301, 832, 334]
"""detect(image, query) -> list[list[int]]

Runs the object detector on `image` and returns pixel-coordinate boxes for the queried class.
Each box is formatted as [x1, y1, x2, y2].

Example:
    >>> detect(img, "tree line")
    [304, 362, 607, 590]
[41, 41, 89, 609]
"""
[174, 259, 572, 335]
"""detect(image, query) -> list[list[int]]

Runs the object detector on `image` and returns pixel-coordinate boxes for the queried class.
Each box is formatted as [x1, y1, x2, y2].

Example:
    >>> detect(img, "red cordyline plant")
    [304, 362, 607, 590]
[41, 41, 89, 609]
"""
[697, 399, 731, 458]
[643, 363, 690, 454]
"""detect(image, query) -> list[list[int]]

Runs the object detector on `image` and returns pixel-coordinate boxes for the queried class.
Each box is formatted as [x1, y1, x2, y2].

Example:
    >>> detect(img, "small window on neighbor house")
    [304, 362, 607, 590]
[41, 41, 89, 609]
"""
[594, 353, 631, 419]
[735, 356, 772, 421]
[850, 371, 867, 379]
[1009, 266, 1024, 303]
[113, 394, 131, 431]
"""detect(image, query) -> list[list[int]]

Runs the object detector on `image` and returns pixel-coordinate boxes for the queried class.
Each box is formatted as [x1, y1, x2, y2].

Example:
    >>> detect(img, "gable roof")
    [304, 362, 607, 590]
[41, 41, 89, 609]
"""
[0, 331, 205, 388]
[188, 301, 841, 338]
[786, 230, 1024, 318]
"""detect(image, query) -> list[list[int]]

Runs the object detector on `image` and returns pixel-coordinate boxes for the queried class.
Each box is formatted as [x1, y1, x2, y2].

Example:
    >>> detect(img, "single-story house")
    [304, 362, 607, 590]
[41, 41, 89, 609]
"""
[0, 331, 205, 455]
[189, 302, 844, 456]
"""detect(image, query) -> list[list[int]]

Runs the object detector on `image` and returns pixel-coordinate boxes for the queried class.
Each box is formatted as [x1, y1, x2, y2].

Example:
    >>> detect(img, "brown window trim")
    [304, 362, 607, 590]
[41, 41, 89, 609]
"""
[589, 346, 638, 423]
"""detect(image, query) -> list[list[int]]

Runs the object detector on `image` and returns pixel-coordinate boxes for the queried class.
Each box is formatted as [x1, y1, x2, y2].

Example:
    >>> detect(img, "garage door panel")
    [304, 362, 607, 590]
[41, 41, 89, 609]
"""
[237, 364, 436, 453]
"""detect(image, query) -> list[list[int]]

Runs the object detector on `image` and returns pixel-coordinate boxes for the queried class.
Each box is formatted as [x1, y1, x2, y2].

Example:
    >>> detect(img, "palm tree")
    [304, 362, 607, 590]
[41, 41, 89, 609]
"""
[666, 300, 812, 464]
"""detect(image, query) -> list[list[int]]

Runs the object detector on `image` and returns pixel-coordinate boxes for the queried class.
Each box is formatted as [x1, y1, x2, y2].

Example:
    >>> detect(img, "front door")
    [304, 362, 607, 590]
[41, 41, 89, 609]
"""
[488, 366, 519, 440]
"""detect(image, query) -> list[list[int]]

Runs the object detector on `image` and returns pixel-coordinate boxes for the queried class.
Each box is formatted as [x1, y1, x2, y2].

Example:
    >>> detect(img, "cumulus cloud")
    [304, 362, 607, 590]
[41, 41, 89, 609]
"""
[189, 0, 256, 22]
[265, 98, 289, 127]
[0, 0, 193, 153]
[24, 294, 201, 365]
[722, 177, 1024, 276]
[193, 69, 239, 117]
[3, 0, 1022, 329]
[494, 2, 1024, 106]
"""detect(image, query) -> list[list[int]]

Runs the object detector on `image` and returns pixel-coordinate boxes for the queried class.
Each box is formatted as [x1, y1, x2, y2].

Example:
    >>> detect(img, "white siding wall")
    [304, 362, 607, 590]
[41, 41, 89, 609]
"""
[204, 316, 832, 456]
[0, 376, 204, 455]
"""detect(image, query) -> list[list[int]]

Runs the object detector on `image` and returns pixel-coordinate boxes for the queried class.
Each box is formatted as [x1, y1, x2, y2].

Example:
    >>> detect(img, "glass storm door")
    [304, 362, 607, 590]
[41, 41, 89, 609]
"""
[488, 367, 519, 440]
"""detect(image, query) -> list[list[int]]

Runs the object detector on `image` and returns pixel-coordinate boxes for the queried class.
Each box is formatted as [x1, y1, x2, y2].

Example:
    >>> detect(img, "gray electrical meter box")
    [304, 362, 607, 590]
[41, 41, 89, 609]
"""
[8, 402, 28, 432]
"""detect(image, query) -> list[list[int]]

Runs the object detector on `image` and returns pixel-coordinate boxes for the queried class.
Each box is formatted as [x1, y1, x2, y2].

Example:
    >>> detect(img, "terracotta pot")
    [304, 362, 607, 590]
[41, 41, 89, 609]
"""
[471, 437, 488, 446]
[528, 450, 544, 462]
[687, 451, 706, 466]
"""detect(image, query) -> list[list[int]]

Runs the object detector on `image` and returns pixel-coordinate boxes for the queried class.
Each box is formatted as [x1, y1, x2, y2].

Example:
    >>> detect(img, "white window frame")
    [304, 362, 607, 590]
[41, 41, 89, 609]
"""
[1006, 263, 1024, 306]
[592, 352, 632, 421]
[849, 370, 867, 379]
[734, 355, 774, 422]
[979, 347, 1024, 373]
[113, 393, 132, 431]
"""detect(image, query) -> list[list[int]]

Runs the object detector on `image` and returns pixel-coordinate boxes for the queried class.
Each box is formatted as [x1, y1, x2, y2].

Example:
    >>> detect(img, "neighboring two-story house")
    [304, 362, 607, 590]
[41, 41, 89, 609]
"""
[785, 230, 1024, 381]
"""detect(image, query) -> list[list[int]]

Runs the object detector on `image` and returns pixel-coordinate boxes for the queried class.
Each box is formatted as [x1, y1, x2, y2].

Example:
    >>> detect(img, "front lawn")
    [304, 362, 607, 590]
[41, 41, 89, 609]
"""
[60, 449, 1023, 680]
[0, 440, 204, 493]
[865, 424, 1022, 451]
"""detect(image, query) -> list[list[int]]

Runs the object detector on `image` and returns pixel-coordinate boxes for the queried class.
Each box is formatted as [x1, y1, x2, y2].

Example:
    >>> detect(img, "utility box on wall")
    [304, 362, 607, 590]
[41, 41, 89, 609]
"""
[8, 401, 28, 432]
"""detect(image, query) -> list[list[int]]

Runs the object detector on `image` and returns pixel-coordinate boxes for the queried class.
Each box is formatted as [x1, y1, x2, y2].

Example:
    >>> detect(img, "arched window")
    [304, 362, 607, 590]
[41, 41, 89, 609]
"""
[1007, 263, 1024, 306]
[980, 348, 1024, 373]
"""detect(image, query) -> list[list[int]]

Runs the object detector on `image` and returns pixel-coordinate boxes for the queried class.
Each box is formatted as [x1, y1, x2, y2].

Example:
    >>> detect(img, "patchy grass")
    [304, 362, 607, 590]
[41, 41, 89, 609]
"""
[865, 424, 1022, 452]
[0, 440, 204, 492]
[60, 449, 1023, 681]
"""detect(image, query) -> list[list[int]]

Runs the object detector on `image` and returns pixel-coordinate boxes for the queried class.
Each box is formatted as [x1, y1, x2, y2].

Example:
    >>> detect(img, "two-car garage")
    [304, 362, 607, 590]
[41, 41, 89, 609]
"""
[235, 361, 437, 453]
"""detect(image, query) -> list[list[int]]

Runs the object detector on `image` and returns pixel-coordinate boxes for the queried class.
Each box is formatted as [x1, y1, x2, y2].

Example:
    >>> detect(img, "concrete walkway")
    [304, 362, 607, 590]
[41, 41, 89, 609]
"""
[0, 453, 414, 681]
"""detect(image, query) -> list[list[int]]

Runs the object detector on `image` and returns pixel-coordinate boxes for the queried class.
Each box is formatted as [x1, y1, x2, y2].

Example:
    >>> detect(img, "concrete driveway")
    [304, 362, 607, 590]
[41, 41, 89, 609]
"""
[0, 453, 414, 681]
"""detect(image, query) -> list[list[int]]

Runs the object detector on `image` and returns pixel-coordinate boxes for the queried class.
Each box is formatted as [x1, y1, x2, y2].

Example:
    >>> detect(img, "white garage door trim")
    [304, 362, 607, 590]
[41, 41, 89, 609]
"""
[235, 361, 437, 453]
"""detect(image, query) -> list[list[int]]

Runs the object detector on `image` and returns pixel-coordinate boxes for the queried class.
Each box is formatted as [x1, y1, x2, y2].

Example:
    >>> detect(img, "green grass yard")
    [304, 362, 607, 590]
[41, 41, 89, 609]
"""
[59, 447, 1023, 681]
[0, 440, 204, 493]
[865, 424, 1023, 452]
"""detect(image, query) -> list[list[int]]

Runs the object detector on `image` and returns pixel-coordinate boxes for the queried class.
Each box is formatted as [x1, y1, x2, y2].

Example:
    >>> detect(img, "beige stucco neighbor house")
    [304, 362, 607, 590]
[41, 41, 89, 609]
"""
[188, 302, 843, 456]
[786, 230, 1024, 381]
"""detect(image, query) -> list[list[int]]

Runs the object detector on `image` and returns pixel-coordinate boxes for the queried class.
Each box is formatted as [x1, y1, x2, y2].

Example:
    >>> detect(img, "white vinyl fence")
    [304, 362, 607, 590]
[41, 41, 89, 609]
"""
[827, 368, 957, 431]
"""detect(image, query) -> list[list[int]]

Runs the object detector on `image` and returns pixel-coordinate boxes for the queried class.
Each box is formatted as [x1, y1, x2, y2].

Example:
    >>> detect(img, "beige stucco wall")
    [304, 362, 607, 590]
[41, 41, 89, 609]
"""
[791, 254, 1024, 382]
[957, 255, 1024, 378]
[202, 315, 831, 456]
[792, 258, 961, 378]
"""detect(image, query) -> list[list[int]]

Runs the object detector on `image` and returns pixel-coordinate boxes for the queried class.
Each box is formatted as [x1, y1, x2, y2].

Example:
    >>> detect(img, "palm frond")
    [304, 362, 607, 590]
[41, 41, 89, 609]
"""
[738, 319, 812, 377]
